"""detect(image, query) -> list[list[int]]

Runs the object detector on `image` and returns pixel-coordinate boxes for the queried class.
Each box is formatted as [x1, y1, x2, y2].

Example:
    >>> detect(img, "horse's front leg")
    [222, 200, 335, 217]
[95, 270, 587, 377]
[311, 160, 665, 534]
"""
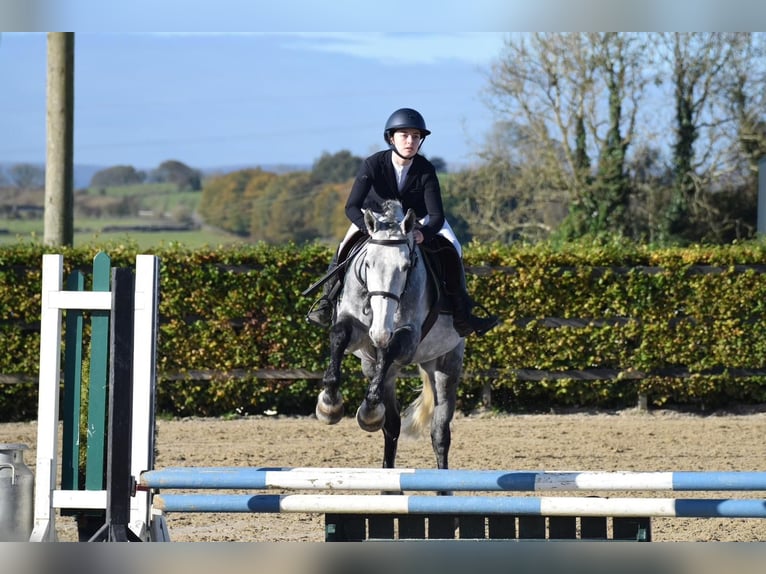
[357, 352, 401, 469]
[315, 320, 352, 424]
[356, 346, 392, 433]
[357, 328, 416, 468]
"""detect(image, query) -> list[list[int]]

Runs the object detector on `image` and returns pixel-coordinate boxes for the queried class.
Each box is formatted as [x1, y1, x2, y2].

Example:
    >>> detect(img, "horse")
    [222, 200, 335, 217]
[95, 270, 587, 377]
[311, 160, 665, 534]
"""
[315, 200, 466, 471]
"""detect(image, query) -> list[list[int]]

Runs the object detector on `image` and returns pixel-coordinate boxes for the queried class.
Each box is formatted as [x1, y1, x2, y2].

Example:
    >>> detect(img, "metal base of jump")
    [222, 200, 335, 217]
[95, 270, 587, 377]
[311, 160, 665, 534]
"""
[324, 513, 651, 542]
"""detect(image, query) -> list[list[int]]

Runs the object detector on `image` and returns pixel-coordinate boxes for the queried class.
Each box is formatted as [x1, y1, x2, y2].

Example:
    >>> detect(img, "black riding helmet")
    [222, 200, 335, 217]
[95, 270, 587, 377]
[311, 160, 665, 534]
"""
[384, 108, 431, 160]
[383, 108, 431, 142]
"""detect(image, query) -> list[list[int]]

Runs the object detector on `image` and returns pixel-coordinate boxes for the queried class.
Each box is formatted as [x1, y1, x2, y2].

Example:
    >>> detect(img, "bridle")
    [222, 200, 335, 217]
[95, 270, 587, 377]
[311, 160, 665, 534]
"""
[354, 235, 418, 316]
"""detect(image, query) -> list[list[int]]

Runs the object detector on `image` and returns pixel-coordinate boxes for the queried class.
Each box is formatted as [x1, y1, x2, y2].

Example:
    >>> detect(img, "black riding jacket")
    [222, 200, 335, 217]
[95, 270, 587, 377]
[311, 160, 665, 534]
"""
[344, 150, 445, 243]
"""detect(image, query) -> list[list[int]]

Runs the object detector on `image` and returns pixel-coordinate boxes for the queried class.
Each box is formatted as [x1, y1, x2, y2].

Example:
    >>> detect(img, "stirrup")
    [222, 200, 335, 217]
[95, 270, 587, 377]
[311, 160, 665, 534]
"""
[470, 314, 499, 336]
[471, 301, 500, 335]
[306, 298, 333, 328]
[471, 301, 494, 317]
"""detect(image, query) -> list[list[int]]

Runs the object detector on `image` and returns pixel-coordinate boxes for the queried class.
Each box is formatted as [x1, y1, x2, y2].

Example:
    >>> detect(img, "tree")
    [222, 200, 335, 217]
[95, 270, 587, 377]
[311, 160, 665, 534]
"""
[90, 165, 146, 187]
[252, 171, 318, 243]
[150, 159, 202, 191]
[428, 156, 448, 173]
[445, 125, 567, 244]
[581, 33, 647, 238]
[311, 150, 362, 184]
[484, 32, 765, 245]
[199, 168, 277, 235]
[486, 33, 652, 240]
[624, 143, 674, 243]
[724, 35, 766, 175]
[656, 32, 763, 243]
[8, 163, 45, 189]
[310, 181, 350, 242]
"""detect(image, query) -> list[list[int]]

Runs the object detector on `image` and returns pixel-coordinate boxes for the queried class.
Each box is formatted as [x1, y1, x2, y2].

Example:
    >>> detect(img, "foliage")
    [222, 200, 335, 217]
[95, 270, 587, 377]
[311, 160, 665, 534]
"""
[200, 160, 354, 244]
[3, 240, 766, 421]
[484, 32, 763, 246]
[148, 160, 202, 191]
[5, 163, 45, 189]
[198, 169, 278, 236]
[311, 150, 362, 184]
[90, 165, 147, 188]
[253, 172, 319, 243]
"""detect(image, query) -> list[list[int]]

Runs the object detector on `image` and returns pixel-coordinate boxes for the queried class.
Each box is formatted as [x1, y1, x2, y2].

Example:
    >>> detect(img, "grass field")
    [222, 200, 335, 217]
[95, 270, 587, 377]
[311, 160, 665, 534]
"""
[0, 183, 247, 250]
[0, 217, 246, 250]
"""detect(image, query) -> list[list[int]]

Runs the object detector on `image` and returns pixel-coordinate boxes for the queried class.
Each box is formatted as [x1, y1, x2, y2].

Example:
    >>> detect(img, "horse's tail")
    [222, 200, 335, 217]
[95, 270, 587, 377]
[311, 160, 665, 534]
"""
[401, 366, 434, 439]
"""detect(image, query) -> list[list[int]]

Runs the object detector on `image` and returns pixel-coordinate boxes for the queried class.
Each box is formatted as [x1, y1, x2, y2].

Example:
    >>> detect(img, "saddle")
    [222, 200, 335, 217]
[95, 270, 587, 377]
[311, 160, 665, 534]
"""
[419, 235, 453, 313]
[417, 239, 450, 340]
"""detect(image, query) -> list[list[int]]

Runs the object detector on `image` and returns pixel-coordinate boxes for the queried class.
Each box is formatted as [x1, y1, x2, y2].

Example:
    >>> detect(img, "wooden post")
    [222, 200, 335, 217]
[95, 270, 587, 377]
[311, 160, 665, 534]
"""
[44, 32, 75, 247]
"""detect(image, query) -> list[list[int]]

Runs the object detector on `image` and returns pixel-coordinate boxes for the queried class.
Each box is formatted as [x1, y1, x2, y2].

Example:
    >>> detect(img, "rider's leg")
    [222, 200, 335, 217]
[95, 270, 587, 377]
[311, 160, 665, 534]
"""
[306, 251, 340, 327]
[307, 225, 360, 328]
[441, 242, 499, 337]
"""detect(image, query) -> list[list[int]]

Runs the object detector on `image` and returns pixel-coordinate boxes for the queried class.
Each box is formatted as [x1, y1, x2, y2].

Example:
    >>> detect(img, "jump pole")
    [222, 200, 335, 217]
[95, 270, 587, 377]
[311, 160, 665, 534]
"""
[140, 467, 766, 492]
[153, 493, 766, 519]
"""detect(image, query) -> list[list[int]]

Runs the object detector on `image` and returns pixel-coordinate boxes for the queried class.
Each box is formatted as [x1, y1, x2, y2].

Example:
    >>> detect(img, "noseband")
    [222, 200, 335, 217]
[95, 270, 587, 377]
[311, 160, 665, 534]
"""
[356, 236, 417, 314]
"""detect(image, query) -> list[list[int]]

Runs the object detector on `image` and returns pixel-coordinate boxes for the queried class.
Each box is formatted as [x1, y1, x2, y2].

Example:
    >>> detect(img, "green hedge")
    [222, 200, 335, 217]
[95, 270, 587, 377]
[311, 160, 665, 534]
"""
[2, 238, 766, 421]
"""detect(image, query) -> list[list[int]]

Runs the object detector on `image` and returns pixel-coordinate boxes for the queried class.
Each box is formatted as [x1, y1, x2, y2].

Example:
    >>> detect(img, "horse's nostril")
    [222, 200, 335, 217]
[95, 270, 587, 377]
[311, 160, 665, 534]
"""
[369, 329, 391, 349]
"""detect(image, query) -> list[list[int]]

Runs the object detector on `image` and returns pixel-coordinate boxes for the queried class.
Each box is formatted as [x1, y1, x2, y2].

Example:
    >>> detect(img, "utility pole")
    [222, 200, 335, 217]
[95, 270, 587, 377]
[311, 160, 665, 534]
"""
[759, 157, 766, 236]
[44, 32, 75, 247]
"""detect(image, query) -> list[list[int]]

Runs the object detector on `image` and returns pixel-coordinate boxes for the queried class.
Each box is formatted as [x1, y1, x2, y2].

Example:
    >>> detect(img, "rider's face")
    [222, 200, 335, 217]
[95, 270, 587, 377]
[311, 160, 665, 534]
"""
[391, 129, 423, 158]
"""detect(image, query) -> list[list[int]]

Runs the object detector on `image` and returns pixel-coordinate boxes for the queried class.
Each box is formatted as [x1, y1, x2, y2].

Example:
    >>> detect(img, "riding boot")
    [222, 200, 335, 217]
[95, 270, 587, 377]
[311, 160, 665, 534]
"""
[442, 246, 499, 337]
[306, 254, 340, 328]
[448, 290, 499, 337]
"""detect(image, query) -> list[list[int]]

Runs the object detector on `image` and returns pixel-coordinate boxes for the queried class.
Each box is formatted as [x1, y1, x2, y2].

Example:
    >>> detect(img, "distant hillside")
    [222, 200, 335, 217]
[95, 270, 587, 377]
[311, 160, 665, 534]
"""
[201, 164, 311, 177]
[1, 162, 311, 190]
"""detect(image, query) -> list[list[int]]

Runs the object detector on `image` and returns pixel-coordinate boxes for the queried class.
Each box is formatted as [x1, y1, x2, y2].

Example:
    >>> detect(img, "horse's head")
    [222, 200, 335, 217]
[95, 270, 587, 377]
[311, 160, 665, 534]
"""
[361, 201, 418, 348]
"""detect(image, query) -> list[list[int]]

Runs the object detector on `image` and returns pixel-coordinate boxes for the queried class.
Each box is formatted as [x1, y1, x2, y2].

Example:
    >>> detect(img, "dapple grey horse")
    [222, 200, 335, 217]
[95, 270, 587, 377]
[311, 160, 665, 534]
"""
[315, 200, 466, 470]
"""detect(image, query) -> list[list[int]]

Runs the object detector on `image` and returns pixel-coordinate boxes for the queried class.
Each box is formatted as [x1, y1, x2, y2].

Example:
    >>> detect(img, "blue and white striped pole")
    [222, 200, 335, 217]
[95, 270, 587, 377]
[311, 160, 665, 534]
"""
[141, 467, 766, 492]
[153, 493, 766, 518]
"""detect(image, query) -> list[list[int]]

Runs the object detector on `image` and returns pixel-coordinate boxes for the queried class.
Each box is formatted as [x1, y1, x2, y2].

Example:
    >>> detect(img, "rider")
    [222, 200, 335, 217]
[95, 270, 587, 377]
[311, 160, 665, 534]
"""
[306, 107, 499, 337]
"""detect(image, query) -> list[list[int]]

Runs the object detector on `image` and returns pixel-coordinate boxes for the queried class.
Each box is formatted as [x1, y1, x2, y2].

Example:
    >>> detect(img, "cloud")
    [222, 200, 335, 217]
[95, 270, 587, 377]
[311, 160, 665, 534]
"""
[271, 33, 509, 66]
[140, 32, 509, 66]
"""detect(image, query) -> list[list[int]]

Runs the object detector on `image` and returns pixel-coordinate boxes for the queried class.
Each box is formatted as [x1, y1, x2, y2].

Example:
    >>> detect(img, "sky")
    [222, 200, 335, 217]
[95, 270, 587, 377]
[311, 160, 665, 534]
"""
[0, 32, 510, 172]
[1, 0, 763, 175]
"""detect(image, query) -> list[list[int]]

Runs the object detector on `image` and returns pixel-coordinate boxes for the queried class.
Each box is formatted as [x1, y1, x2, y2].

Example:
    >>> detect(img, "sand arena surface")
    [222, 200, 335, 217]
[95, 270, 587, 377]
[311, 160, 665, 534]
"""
[4, 408, 766, 542]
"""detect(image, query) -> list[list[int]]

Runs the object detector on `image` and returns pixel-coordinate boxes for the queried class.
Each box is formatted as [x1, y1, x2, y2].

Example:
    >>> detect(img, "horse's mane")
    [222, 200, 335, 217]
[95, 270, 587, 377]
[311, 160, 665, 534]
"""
[378, 200, 404, 223]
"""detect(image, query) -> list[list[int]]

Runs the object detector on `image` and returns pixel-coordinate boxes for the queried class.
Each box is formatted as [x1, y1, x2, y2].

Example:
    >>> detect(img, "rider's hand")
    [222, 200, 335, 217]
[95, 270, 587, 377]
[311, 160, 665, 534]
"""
[413, 230, 424, 244]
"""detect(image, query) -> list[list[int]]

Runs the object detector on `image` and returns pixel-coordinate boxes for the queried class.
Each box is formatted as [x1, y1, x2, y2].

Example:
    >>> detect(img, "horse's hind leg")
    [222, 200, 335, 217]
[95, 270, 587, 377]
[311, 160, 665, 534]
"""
[380, 372, 401, 469]
[315, 321, 352, 424]
[428, 344, 465, 471]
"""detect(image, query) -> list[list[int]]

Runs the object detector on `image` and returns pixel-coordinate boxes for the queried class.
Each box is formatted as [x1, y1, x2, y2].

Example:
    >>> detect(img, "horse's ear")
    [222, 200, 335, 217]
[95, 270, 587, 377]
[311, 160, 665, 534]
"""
[364, 209, 377, 234]
[402, 209, 417, 235]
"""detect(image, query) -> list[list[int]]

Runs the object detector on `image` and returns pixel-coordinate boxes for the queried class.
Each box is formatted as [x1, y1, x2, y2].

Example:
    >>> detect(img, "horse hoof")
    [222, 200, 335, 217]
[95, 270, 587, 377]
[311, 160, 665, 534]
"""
[315, 390, 344, 424]
[356, 403, 385, 432]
